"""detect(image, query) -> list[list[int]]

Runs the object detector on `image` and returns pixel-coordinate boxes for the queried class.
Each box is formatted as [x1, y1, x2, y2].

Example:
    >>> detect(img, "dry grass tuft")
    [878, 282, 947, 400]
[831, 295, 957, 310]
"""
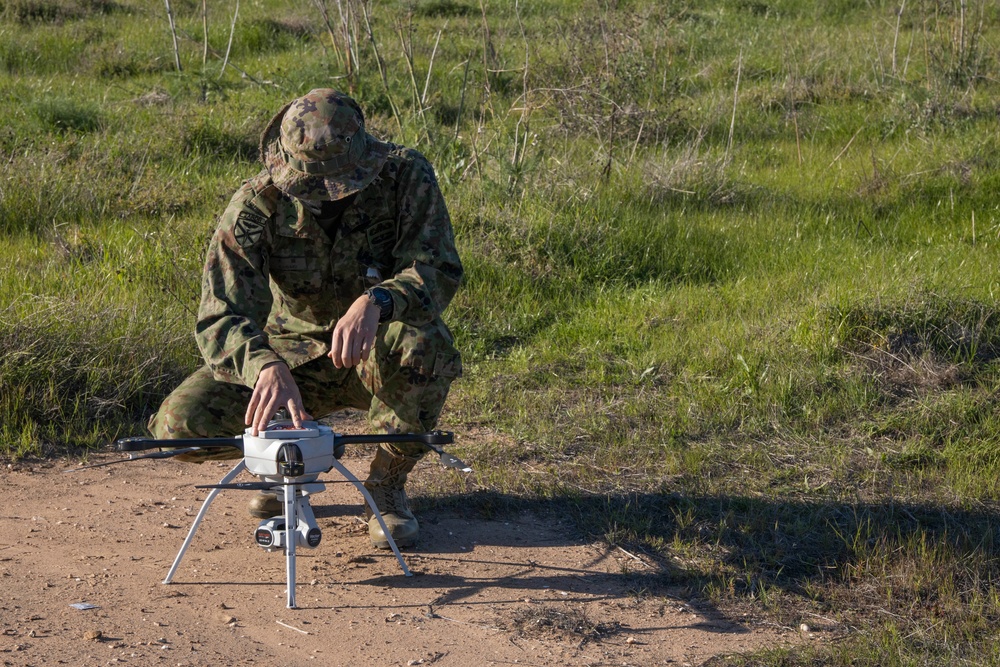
[504, 605, 621, 644]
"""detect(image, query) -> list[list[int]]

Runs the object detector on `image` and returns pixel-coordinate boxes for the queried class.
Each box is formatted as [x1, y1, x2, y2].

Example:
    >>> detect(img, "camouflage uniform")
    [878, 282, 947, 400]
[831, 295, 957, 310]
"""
[149, 94, 462, 461]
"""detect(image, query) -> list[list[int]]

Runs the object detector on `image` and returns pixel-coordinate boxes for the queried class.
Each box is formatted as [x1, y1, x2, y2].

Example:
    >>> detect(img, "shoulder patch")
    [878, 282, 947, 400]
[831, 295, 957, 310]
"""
[234, 210, 266, 248]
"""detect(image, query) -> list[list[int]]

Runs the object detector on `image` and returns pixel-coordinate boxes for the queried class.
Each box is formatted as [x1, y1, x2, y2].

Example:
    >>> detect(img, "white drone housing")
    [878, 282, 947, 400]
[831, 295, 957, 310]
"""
[242, 420, 338, 482]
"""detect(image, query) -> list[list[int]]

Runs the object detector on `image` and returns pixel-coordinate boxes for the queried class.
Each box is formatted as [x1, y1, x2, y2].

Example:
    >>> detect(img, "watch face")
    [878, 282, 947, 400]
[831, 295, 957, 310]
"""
[367, 288, 392, 321]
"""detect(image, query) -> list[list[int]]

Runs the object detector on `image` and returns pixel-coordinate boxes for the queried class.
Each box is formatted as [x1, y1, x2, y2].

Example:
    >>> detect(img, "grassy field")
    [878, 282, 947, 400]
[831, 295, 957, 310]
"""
[2, 0, 1000, 662]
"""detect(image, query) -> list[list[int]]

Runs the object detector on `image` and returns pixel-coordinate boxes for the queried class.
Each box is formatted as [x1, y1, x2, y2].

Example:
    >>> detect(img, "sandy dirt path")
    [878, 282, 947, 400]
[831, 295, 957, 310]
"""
[0, 448, 807, 667]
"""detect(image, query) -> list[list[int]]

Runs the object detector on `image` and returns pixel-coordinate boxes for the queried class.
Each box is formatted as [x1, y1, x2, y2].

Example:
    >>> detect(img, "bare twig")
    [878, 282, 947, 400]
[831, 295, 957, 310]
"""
[958, 0, 966, 70]
[891, 0, 906, 76]
[828, 126, 863, 168]
[616, 545, 648, 566]
[276, 620, 309, 635]
[422, 22, 446, 107]
[396, 18, 428, 135]
[478, 0, 497, 120]
[220, 0, 239, 77]
[361, 2, 403, 136]
[201, 0, 209, 66]
[313, 0, 345, 69]
[508, 0, 531, 192]
[724, 46, 743, 167]
[174, 19, 267, 87]
[333, 0, 354, 83]
[164, 0, 182, 72]
[453, 53, 472, 141]
[627, 117, 644, 167]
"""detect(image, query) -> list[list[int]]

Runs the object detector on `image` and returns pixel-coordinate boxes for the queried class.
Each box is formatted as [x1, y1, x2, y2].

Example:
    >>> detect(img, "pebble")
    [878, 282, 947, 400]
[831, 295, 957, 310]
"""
[799, 623, 810, 633]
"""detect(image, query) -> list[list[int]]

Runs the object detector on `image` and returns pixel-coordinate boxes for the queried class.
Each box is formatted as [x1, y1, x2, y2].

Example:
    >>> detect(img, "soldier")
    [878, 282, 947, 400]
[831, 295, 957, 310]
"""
[148, 89, 463, 550]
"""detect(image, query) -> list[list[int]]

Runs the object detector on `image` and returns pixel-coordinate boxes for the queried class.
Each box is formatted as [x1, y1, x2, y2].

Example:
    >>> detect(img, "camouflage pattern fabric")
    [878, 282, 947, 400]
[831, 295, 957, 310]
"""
[149, 319, 459, 460]
[195, 143, 462, 390]
[260, 89, 391, 202]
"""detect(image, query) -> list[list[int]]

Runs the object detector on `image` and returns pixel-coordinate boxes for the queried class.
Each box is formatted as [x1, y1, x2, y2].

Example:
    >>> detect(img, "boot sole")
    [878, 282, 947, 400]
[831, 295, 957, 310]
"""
[370, 536, 416, 550]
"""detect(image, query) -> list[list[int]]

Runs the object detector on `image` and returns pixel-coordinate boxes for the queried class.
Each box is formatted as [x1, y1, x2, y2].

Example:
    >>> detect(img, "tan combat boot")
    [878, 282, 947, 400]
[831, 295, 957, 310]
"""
[363, 445, 421, 549]
[248, 491, 282, 519]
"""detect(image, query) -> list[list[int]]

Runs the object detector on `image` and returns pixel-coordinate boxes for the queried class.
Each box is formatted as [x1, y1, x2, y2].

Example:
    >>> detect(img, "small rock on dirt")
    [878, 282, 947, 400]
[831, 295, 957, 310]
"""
[83, 629, 102, 641]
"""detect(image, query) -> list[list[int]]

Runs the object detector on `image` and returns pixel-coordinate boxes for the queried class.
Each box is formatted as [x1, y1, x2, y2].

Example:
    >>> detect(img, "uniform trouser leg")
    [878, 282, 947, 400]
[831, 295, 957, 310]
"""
[148, 320, 461, 456]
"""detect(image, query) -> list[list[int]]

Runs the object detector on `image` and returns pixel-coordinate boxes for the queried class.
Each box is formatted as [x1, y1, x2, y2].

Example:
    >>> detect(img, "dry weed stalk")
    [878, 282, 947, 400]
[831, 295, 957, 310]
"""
[361, 2, 403, 136]
[220, 0, 239, 76]
[202, 0, 209, 66]
[313, 0, 346, 70]
[164, 0, 182, 72]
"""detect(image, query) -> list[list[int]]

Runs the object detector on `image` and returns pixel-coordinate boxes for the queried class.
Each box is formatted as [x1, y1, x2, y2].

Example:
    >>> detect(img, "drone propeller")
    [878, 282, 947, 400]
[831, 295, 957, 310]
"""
[64, 429, 471, 474]
[195, 480, 363, 490]
[196, 481, 294, 491]
[426, 444, 472, 472]
[63, 447, 204, 473]
[334, 431, 471, 472]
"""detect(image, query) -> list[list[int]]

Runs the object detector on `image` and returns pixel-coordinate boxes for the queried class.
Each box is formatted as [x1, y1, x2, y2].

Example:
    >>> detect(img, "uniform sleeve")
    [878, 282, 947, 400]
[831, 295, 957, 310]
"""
[194, 192, 283, 388]
[378, 153, 463, 326]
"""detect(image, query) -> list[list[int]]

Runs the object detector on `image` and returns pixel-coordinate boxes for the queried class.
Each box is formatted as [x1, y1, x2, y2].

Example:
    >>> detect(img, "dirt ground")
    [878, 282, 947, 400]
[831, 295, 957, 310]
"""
[0, 433, 816, 667]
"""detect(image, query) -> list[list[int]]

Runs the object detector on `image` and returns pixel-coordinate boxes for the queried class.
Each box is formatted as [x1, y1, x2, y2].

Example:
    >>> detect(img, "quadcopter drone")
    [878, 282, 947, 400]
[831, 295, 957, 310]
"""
[68, 420, 471, 608]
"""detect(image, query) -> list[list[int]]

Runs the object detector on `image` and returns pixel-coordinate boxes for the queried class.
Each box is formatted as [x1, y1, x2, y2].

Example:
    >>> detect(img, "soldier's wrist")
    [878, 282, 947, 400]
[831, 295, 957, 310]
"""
[364, 287, 394, 323]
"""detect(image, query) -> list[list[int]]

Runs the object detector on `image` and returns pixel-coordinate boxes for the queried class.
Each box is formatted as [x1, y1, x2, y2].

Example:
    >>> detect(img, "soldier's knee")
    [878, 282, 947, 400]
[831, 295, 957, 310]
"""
[380, 320, 463, 380]
[148, 391, 207, 439]
[148, 367, 248, 439]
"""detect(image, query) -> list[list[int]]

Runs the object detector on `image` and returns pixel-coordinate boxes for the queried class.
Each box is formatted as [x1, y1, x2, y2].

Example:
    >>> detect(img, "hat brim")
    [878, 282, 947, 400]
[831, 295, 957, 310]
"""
[259, 102, 391, 201]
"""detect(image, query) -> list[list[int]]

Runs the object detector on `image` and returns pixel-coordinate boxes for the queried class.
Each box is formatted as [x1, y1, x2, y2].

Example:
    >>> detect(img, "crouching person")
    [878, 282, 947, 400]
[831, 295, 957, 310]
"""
[148, 89, 462, 549]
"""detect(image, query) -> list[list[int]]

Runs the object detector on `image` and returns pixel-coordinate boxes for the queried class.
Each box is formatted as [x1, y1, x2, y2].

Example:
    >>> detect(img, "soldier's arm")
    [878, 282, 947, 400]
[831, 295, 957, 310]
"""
[195, 188, 283, 389]
[376, 151, 463, 326]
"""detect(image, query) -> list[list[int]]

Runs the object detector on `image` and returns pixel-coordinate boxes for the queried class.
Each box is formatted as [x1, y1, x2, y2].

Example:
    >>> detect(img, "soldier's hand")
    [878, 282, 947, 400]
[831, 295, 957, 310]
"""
[245, 362, 312, 436]
[330, 295, 380, 369]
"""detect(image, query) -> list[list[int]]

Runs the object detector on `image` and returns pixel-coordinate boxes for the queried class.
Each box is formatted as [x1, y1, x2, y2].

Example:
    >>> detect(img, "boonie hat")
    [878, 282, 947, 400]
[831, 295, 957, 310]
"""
[260, 88, 390, 201]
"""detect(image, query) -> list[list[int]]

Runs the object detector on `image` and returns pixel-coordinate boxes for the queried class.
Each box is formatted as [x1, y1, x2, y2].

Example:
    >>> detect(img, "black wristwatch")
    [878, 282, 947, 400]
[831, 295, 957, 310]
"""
[364, 287, 394, 323]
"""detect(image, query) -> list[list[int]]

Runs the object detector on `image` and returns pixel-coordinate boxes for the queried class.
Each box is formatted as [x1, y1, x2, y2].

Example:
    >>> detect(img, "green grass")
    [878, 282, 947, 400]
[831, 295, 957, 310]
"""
[2, 0, 1000, 662]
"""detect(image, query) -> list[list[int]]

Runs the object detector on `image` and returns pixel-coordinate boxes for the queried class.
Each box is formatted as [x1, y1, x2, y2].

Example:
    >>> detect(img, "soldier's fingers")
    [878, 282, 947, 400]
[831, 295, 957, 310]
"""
[287, 400, 311, 428]
[336, 332, 353, 368]
[348, 335, 363, 368]
[362, 328, 377, 362]
[256, 396, 279, 434]
[245, 391, 261, 427]
[329, 329, 345, 368]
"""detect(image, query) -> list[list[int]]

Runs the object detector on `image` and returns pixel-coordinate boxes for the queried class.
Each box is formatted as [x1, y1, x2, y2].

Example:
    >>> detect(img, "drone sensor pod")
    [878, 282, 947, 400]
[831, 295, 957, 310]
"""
[254, 519, 322, 551]
[277, 443, 305, 478]
[255, 519, 285, 550]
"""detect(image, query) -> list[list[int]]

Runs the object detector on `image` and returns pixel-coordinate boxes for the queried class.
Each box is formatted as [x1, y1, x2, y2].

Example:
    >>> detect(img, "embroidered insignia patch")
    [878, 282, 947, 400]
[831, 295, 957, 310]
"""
[366, 220, 395, 254]
[234, 210, 267, 248]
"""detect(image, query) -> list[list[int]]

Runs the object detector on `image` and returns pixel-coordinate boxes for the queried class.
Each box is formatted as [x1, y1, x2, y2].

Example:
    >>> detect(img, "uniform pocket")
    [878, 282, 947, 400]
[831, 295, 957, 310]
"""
[382, 320, 462, 378]
[270, 234, 328, 295]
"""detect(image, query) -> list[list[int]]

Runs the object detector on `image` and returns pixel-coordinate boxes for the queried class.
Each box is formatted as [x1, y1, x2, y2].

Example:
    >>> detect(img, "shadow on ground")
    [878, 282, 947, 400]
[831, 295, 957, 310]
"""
[409, 489, 1000, 608]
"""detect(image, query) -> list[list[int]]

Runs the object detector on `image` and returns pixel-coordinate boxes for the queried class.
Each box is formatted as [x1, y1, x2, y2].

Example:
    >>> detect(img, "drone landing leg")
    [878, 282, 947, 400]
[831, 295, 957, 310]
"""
[283, 480, 298, 609]
[329, 459, 413, 577]
[164, 460, 247, 585]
